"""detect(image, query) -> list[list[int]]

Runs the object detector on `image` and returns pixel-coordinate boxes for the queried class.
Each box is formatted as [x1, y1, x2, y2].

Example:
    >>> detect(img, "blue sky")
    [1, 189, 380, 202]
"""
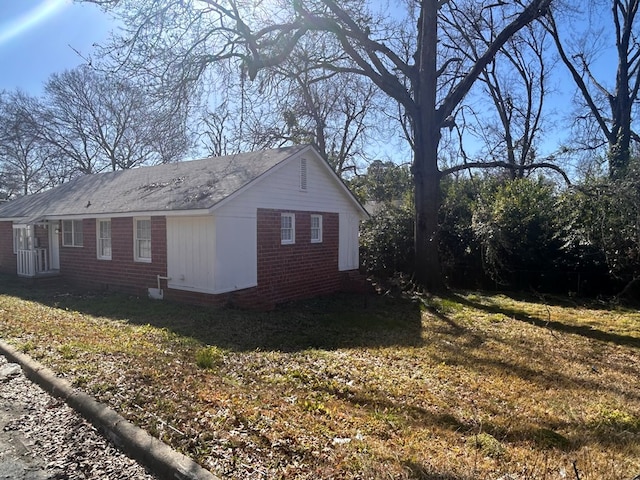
[0, 1, 614, 102]
[0, 0, 618, 171]
[0, 0, 112, 94]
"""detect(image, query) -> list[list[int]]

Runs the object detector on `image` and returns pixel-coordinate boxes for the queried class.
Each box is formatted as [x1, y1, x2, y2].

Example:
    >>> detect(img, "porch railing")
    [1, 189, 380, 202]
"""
[17, 248, 49, 277]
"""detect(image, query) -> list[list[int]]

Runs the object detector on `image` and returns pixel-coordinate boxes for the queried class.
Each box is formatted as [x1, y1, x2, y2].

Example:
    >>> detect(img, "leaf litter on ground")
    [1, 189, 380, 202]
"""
[0, 275, 638, 479]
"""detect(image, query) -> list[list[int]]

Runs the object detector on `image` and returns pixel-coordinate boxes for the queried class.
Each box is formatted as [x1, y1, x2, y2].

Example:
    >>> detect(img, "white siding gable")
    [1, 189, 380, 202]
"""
[164, 149, 365, 296]
[215, 151, 362, 218]
[214, 150, 364, 284]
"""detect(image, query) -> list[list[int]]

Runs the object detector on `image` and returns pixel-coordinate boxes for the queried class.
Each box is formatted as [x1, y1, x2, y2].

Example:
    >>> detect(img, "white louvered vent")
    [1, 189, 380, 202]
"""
[300, 158, 308, 190]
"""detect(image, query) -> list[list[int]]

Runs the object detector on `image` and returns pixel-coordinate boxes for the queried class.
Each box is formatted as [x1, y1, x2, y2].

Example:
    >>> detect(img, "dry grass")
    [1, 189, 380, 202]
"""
[0, 275, 638, 480]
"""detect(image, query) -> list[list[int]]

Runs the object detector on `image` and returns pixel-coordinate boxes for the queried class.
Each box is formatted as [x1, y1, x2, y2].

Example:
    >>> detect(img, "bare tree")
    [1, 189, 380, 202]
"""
[197, 99, 237, 158]
[193, 35, 384, 177]
[546, 0, 640, 178]
[263, 36, 384, 176]
[89, 0, 554, 290]
[195, 77, 297, 157]
[40, 66, 189, 174]
[458, 23, 552, 178]
[0, 91, 57, 198]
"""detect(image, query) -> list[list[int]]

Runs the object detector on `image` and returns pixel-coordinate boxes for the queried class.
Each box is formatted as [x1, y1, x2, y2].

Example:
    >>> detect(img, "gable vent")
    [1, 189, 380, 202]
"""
[300, 158, 308, 190]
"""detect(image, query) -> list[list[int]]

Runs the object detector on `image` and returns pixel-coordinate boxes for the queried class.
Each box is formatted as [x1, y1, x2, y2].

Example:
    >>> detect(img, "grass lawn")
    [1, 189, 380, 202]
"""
[0, 274, 638, 479]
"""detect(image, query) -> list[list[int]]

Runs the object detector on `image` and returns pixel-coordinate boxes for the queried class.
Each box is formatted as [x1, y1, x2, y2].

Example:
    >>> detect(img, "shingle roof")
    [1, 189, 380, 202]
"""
[0, 145, 308, 220]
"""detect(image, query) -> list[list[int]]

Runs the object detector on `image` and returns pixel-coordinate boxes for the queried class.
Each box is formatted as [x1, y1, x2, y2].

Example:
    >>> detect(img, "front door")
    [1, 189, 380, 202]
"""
[49, 221, 60, 270]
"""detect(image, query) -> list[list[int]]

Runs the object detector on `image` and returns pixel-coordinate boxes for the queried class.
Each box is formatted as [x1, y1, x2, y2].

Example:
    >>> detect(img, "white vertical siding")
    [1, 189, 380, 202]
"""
[213, 213, 257, 293]
[166, 216, 216, 293]
[339, 213, 360, 271]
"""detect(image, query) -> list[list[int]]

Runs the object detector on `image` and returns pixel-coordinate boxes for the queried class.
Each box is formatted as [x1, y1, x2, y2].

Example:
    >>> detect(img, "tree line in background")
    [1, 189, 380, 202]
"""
[356, 160, 640, 298]
[0, 67, 189, 196]
[2, 0, 640, 297]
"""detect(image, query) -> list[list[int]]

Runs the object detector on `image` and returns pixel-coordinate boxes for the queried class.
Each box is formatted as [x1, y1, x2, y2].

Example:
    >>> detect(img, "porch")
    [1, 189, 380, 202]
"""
[16, 247, 59, 278]
[14, 221, 60, 278]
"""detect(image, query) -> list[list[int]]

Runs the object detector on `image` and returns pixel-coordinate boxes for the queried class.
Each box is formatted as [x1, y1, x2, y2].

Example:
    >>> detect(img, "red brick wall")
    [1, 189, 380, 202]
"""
[163, 286, 272, 310]
[255, 208, 341, 305]
[60, 217, 167, 295]
[0, 221, 15, 274]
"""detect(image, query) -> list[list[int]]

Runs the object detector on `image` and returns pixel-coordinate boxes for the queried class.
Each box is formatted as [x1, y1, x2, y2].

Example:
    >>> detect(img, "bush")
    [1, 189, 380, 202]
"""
[471, 177, 565, 290]
[439, 177, 486, 289]
[360, 202, 414, 276]
[560, 167, 640, 297]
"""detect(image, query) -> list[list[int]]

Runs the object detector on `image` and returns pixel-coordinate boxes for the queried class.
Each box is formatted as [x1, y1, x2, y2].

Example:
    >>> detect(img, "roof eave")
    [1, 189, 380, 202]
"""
[0, 208, 213, 223]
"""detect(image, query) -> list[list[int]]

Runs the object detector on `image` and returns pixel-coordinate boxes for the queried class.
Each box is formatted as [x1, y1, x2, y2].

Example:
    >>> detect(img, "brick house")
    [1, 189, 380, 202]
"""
[0, 145, 368, 309]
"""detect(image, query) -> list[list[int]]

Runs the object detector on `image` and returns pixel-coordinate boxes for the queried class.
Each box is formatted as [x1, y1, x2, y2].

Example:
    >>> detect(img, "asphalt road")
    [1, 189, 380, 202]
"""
[0, 358, 159, 480]
[0, 363, 49, 480]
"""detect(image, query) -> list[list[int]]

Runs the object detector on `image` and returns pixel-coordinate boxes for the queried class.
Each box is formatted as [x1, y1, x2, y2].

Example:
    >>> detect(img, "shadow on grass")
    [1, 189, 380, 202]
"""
[324, 345, 637, 452]
[0, 274, 424, 352]
[494, 290, 618, 311]
[452, 293, 640, 349]
[426, 302, 640, 404]
[402, 461, 471, 480]
[313, 364, 599, 453]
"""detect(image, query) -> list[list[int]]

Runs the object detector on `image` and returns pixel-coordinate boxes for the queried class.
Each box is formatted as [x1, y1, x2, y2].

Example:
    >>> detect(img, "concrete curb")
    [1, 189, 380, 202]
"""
[0, 339, 219, 480]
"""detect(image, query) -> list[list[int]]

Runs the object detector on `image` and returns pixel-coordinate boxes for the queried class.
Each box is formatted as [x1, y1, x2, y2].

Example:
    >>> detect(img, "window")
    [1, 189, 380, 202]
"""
[97, 219, 112, 260]
[310, 215, 322, 243]
[13, 227, 30, 253]
[134, 218, 152, 262]
[281, 213, 295, 244]
[62, 220, 83, 247]
[300, 158, 307, 191]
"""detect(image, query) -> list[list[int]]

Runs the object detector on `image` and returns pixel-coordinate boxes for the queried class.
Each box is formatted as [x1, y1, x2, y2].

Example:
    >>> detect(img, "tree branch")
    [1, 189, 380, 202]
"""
[437, 0, 552, 124]
[441, 160, 571, 185]
[544, 13, 612, 141]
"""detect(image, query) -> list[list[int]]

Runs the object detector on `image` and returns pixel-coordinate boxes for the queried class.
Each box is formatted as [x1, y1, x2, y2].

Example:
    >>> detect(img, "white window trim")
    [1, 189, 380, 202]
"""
[281, 213, 295, 245]
[134, 217, 152, 263]
[62, 220, 83, 247]
[96, 219, 112, 260]
[310, 214, 323, 243]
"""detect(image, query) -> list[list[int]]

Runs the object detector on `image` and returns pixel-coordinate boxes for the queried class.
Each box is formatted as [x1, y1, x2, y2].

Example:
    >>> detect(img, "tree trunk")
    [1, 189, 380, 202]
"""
[609, 71, 633, 179]
[412, 0, 446, 291]
[609, 0, 639, 179]
[609, 119, 632, 179]
[413, 127, 445, 291]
